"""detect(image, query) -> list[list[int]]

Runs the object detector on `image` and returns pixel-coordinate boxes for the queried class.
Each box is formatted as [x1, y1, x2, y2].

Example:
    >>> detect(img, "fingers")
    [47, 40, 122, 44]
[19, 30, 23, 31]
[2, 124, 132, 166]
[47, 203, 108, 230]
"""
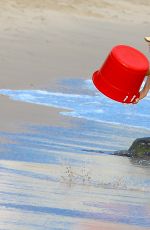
[132, 97, 139, 104]
[132, 90, 147, 104]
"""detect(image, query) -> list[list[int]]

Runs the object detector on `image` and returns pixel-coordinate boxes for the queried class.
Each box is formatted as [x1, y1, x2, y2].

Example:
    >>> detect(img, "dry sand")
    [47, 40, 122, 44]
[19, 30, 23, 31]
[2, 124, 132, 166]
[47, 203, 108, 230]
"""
[0, 0, 149, 132]
[1, 0, 150, 24]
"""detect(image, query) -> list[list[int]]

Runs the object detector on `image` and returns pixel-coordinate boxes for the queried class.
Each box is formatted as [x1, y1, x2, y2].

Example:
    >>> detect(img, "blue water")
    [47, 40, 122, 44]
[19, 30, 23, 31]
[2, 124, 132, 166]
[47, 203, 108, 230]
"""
[0, 79, 150, 230]
[0, 79, 150, 130]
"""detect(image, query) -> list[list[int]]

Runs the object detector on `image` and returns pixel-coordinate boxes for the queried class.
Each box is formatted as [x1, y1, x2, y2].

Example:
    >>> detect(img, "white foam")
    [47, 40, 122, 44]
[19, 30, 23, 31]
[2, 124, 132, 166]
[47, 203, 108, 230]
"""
[0, 85, 150, 131]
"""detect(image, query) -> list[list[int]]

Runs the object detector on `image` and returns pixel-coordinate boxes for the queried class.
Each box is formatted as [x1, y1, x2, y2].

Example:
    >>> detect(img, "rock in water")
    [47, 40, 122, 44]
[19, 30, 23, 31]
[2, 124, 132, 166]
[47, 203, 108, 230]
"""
[113, 150, 130, 157]
[128, 137, 150, 158]
[114, 137, 150, 158]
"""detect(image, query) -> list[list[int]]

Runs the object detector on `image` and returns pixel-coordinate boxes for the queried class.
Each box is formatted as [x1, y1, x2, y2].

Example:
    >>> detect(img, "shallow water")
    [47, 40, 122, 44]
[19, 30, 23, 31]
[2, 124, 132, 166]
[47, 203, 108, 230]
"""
[0, 79, 150, 130]
[0, 79, 150, 229]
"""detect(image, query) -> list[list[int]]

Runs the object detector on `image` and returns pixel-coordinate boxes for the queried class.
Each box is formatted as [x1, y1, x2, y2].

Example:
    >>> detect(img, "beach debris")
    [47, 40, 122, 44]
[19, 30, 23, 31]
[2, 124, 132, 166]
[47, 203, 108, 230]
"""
[144, 36, 150, 43]
[144, 36, 150, 53]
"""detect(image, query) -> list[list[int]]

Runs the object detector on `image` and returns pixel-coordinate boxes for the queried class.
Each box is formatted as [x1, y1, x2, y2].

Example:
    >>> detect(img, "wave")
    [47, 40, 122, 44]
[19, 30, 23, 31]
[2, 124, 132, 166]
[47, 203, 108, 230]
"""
[0, 80, 150, 131]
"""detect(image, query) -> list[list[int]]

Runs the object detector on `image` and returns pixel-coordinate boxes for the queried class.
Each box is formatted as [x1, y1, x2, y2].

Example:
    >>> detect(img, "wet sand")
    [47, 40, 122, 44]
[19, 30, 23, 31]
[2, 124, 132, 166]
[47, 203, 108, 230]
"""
[78, 221, 149, 230]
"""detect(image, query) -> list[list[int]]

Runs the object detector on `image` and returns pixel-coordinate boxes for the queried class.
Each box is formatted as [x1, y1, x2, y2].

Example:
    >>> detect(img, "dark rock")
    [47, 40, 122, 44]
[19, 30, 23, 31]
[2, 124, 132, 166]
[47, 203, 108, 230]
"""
[114, 137, 150, 158]
[113, 150, 130, 157]
[128, 137, 150, 158]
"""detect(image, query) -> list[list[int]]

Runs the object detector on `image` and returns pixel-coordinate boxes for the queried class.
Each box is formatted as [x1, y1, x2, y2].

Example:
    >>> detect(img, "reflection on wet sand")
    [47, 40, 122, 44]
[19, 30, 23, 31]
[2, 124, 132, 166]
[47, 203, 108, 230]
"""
[0, 122, 150, 229]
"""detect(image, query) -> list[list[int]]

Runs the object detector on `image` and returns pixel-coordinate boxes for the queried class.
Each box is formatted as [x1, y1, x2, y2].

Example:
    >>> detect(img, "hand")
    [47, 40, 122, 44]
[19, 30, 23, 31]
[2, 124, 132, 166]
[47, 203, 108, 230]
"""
[134, 89, 147, 104]
[134, 73, 150, 103]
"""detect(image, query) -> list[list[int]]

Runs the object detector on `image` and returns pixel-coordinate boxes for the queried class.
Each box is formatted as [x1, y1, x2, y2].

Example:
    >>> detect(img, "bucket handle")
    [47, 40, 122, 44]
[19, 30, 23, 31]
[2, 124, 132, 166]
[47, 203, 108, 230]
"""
[123, 95, 129, 102]
[130, 95, 137, 103]
[123, 93, 139, 103]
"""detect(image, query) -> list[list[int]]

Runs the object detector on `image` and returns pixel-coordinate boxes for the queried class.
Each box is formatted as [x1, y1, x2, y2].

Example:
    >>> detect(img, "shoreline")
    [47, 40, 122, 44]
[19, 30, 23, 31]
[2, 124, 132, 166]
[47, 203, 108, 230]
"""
[0, 1, 149, 132]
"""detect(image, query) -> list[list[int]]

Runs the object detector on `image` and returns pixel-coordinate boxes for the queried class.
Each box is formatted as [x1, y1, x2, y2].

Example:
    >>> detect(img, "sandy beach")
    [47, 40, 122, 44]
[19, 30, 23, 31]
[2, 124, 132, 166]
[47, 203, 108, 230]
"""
[0, 1, 150, 230]
[0, 0, 150, 132]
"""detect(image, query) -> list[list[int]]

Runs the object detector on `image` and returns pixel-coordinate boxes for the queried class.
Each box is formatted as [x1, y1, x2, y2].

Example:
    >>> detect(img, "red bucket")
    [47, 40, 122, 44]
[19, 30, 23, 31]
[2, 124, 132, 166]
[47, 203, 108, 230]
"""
[92, 45, 149, 103]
